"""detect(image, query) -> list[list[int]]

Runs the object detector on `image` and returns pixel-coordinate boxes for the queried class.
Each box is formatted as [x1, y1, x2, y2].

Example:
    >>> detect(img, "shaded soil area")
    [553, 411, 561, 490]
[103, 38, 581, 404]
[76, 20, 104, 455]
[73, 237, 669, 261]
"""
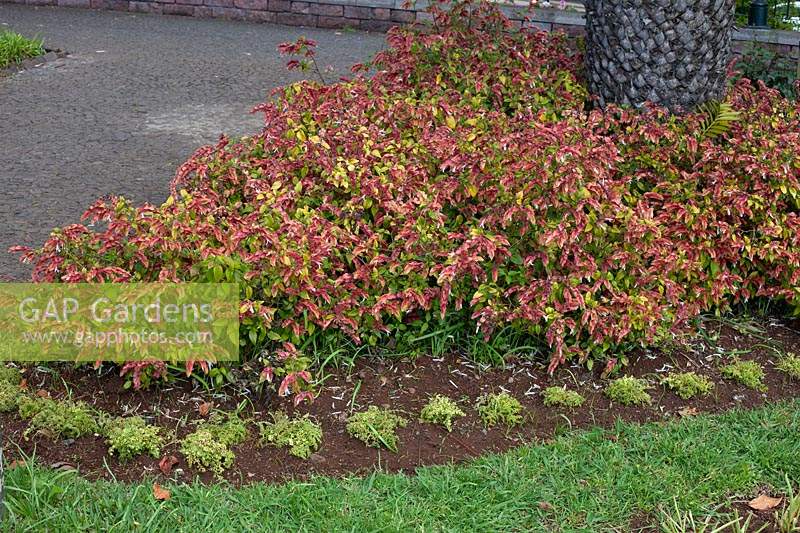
[2, 317, 799, 494]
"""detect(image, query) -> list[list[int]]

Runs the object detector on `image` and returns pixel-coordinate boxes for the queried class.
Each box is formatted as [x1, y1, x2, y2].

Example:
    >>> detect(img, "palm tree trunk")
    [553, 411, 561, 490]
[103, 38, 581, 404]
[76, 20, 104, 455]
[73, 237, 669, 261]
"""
[584, 0, 735, 112]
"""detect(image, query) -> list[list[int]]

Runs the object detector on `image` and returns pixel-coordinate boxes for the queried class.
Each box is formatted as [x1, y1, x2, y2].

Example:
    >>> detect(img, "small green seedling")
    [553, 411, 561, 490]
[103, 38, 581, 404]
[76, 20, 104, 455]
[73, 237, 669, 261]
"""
[260, 412, 322, 459]
[419, 395, 466, 431]
[605, 376, 651, 406]
[18, 396, 99, 439]
[720, 360, 767, 392]
[476, 392, 523, 428]
[347, 406, 407, 452]
[105, 416, 164, 462]
[776, 353, 800, 380]
[542, 386, 585, 408]
[661, 372, 715, 399]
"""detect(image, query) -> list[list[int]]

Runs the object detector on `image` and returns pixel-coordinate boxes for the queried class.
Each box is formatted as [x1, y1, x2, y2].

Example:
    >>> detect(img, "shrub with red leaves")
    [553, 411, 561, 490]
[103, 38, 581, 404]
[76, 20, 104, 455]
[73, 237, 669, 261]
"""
[12, 1, 800, 396]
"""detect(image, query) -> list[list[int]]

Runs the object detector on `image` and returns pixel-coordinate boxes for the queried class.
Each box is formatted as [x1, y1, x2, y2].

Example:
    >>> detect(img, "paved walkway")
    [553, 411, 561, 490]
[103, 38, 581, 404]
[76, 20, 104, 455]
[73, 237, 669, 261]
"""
[0, 5, 384, 279]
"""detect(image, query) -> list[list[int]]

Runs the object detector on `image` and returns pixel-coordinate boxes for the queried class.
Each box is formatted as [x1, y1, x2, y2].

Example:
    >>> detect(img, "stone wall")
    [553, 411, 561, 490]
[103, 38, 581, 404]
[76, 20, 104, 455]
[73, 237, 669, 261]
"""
[2, 0, 799, 57]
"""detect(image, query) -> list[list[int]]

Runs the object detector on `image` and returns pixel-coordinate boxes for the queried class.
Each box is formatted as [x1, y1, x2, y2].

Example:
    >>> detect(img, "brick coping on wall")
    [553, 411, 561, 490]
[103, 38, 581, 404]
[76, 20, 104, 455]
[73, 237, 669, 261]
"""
[2, 0, 799, 50]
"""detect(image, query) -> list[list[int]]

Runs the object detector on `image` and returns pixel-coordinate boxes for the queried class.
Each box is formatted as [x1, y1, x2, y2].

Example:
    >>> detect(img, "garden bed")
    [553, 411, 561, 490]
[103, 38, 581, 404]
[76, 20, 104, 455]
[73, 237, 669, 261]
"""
[2, 316, 799, 486]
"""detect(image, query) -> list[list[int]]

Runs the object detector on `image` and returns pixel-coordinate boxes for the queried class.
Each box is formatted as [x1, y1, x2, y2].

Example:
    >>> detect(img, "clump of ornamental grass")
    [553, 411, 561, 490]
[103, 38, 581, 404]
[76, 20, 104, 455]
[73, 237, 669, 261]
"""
[346, 406, 407, 452]
[419, 395, 466, 431]
[259, 412, 322, 459]
[605, 377, 652, 406]
[18, 396, 99, 439]
[0, 365, 22, 385]
[105, 416, 165, 462]
[720, 360, 767, 391]
[0, 380, 22, 413]
[542, 386, 585, 408]
[776, 353, 800, 380]
[661, 372, 715, 399]
[476, 392, 524, 428]
[180, 412, 248, 475]
[0, 30, 44, 69]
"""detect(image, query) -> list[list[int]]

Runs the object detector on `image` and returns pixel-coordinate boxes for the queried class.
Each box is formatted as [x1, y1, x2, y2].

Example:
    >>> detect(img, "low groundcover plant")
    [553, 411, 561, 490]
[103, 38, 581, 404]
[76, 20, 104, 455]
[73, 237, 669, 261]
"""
[12, 0, 800, 398]
[605, 377, 652, 406]
[776, 353, 800, 380]
[180, 412, 248, 475]
[419, 395, 466, 431]
[542, 386, 585, 408]
[259, 412, 322, 459]
[0, 380, 22, 412]
[105, 416, 165, 462]
[476, 392, 524, 428]
[346, 406, 407, 452]
[18, 396, 99, 439]
[0, 365, 22, 385]
[661, 372, 715, 399]
[720, 360, 767, 392]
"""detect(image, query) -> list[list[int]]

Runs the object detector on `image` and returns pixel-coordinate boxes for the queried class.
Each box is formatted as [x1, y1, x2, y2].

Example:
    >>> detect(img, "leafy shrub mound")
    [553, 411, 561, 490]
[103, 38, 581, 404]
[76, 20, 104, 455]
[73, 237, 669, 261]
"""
[259, 412, 322, 459]
[720, 360, 767, 391]
[661, 372, 715, 399]
[106, 416, 165, 462]
[13, 1, 800, 393]
[776, 353, 800, 380]
[18, 396, 99, 439]
[419, 395, 466, 431]
[180, 413, 248, 475]
[605, 377, 651, 406]
[347, 406, 407, 452]
[542, 386, 585, 408]
[476, 392, 524, 428]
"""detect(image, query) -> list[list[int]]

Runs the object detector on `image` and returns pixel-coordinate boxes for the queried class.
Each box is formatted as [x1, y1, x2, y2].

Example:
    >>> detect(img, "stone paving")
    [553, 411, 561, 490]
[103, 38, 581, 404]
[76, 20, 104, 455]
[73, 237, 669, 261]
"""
[0, 4, 384, 279]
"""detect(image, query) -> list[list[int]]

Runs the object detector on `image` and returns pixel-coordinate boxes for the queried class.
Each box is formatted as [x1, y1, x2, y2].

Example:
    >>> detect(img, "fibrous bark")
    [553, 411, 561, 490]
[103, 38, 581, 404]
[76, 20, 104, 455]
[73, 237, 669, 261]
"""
[584, 0, 735, 112]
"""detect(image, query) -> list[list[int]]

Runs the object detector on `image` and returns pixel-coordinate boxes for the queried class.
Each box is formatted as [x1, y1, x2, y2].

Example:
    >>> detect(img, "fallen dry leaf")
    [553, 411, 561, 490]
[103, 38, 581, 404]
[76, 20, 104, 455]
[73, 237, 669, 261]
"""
[198, 402, 212, 417]
[8, 459, 25, 470]
[678, 406, 699, 417]
[159, 455, 179, 476]
[50, 461, 77, 472]
[748, 494, 782, 511]
[36, 389, 50, 398]
[153, 483, 171, 501]
[537, 501, 554, 511]
[18, 378, 28, 390]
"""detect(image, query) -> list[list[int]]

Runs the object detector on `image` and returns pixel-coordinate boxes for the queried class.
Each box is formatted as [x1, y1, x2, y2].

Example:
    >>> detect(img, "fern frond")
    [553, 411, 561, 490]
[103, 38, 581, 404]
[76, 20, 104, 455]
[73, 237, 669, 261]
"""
[698, 100, 741, 139]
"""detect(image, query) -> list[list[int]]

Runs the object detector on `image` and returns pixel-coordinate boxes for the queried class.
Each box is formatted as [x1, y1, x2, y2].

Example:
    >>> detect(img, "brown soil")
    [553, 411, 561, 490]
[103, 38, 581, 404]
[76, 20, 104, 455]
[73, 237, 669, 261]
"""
[2, 317, 799, 490]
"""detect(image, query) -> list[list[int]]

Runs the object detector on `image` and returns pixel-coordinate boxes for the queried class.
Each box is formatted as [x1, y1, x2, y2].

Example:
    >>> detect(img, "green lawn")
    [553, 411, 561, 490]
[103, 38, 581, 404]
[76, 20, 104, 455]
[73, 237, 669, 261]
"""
[3, 401, 799, 532]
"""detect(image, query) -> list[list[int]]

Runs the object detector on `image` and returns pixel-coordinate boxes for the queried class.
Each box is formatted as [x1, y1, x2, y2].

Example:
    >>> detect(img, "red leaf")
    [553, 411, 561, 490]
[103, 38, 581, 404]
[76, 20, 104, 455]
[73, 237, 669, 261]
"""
[198, 402, 212, 417]
[159, 455, 179, 476]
